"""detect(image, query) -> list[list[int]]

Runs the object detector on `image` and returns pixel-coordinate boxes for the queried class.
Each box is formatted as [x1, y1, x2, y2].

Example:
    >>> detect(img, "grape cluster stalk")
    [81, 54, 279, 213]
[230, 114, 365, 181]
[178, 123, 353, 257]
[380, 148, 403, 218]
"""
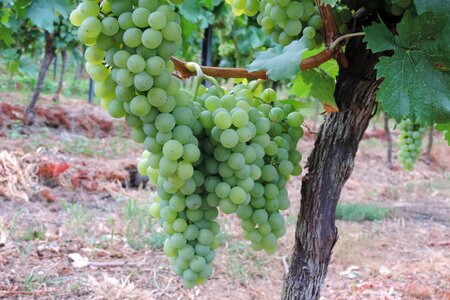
[70, 0, 304, 288]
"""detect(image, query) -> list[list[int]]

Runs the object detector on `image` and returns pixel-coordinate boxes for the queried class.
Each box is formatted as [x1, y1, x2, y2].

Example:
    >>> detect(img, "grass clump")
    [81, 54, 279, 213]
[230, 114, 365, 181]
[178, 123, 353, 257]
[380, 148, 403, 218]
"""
[336, 203, 389, 221]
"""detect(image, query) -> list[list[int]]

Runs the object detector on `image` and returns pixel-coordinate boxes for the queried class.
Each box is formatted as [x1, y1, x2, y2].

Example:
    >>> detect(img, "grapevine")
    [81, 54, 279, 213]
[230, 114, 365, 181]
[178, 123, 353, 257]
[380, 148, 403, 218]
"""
[67, 0, 450, 296]
[397, 118, 426, 170]
[70, 0, 304, 288]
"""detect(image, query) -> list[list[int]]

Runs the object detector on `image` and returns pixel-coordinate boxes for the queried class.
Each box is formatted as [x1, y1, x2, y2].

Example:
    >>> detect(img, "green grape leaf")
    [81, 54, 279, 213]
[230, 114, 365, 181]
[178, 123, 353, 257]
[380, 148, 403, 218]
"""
[365, 11, 450, 125]
[436, 122, 450, 145]
[179, 1, 214, 29]
[291, 68, 337, 111]
[26, 0, 71, 32]
[0, 27, 13, 46]
[247, 37, 309, 81]
[414, 0, 450, 15]
[363, 21, 396, 52]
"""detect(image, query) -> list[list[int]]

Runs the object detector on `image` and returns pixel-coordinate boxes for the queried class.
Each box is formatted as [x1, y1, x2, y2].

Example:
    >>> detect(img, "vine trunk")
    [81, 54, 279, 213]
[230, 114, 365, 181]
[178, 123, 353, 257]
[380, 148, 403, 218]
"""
[25, 32, 56, 124]
[54, 48, 68, 102]
[281, 37, 380, 299]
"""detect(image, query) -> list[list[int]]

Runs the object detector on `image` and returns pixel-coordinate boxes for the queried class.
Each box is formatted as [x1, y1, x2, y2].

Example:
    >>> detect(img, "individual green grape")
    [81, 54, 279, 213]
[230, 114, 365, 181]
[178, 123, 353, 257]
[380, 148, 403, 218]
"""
[70, 9, 85, 27]
[101, 17, 120, 36]
[141, 28, 163, 49]
[220, 129, 239, 149]
[111, 0, 133, 16]
[115, 69, 134, 87]
[88, 64, 109, 82]
[286, 2, 304, 19]
[147, 87, 168, 107]
[113, 50, 131, 69]
[79, 17, 102, 38]
[146, 56, 166, 76]
[108, 99, 126, 118]
[130, 95, 151, 116]
[284, 19, 302, 36]
[148, 11, 167, 30]
[85, 46, 104, 65]
[133, 72, 154, 91]
[123, 28, 142, 47]
[127, 54, 146, 73]
[162, 22, 182, 41]
[118, 12, 134, 29]
[303, 26, 316, 39]
[132, 7, 150, 28]
[163, 140, 184, 160]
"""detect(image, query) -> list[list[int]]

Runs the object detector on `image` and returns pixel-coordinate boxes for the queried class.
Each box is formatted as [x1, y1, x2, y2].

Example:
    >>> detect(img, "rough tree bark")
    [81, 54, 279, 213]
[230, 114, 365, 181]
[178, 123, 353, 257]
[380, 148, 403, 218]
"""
[281, 36, 380, 300]
[25, 32, 56, 124]
[53, 49, 68, 102]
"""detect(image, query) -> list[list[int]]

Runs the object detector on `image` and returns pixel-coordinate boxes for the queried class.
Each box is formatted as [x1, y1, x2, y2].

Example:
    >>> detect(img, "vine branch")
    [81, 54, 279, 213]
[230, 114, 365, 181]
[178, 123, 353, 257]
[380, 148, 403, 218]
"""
[316, 0, 349, 68]
[171, 50, 334, 80]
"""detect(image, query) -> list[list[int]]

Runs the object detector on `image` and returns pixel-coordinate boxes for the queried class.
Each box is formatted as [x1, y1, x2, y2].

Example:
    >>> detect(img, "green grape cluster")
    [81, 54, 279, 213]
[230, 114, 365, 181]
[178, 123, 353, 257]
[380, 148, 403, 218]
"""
[70, 0, 219, 287]
[255, 0, 324, 47]
[397, 118, 426, 170]
[137, 82, 304, 286]
[70, 0, 305, 289]
[226, 0, 353, 48]
[192, 84, 303, 253]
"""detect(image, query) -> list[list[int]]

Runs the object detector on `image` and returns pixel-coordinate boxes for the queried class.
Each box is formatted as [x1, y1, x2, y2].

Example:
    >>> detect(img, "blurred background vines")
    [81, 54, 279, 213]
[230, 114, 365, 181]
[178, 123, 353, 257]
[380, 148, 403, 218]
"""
[0, 1, 310, 119]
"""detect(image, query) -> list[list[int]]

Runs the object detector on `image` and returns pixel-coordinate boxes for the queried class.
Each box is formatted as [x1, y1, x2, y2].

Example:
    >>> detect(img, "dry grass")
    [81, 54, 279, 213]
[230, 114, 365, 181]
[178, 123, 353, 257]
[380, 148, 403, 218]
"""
[0, 150, 39, 201]
[85, 274, 152, 300]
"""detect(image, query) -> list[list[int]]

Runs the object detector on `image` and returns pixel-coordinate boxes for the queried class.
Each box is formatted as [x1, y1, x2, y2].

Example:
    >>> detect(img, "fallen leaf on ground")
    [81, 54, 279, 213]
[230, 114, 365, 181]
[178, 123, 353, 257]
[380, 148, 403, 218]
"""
[68, 253, 89, 268]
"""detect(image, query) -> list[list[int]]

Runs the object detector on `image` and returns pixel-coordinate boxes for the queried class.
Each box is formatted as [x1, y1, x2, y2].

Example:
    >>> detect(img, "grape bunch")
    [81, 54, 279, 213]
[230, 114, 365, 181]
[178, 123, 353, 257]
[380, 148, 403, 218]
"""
[226, 0, 326, 48]
[70, 0, 305, 289]
[397, 118, 426, 170]
[257, 0, 324, 47]
[70, 0, 219, 287]
[226, 0, 353, 48]
[191, 83, 304, 253]
[137, 82, 304, 285]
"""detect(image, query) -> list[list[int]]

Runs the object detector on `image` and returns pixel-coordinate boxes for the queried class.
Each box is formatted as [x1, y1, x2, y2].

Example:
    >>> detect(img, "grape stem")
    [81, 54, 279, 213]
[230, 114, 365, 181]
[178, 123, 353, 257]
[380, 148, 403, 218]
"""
[329, 32, 366, 50]
[249, 79, 265, 93]
[186, 62, 224, 98]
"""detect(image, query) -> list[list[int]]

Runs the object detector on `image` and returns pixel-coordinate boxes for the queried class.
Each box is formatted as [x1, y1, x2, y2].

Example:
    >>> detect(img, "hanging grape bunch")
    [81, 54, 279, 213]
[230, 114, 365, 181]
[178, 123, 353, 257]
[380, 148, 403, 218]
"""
[397, 118, 426, 170]
[70, 0, 305, 288]
[226, 0, 352, 48]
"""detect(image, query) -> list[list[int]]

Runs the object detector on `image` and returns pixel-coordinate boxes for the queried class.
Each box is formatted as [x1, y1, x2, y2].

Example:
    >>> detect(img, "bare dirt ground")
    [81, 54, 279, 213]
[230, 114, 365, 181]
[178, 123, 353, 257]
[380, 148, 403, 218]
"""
[0, 93, 449, 300]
